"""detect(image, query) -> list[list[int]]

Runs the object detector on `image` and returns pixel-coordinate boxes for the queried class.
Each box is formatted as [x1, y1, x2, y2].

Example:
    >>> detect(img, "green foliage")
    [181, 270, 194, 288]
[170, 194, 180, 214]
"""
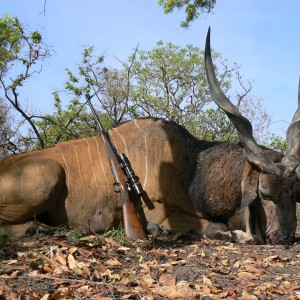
[103, 225, 126, 245]
[56, 227, 87, 244]
[196, 108, 238, 141]
[132, 42, 208, 122]
[64, 46, 132, 125]
[30, 31, 42, 44]
[35, 92, 91, 147]
[43, 40, 270, 144]
[0, 14, 49, 86]
[265, 134, 287, 153]
[131, 41, 242, 140]
[0, 14, 24, 72]
[0, 99, 10, 159]
[0, 229, 10, 248]
[34, 90, 114, 148]
[46, 45, 137, 143]
[0, 16, 271, 149]
[67, 228, 86, 244]
[0, 14, 51, 153]
[158, 0, 216, 27]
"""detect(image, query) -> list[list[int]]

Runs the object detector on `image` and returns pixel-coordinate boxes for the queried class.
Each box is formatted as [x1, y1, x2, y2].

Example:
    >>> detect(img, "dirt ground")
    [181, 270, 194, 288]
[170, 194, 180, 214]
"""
[1, 228, 300, 300]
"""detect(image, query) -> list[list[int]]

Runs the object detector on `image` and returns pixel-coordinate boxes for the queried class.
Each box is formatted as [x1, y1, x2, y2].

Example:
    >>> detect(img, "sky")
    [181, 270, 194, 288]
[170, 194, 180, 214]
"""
[1, 0, 300, 137]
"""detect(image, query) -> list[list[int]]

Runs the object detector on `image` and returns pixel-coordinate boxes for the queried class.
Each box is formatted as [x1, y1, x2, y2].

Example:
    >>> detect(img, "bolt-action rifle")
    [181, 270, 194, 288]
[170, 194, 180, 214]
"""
[85, 94, 146, 239]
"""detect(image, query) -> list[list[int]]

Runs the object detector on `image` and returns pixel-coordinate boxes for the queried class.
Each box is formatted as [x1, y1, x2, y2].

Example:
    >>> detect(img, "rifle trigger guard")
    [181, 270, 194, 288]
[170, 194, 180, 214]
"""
[113, 182, 121, 193]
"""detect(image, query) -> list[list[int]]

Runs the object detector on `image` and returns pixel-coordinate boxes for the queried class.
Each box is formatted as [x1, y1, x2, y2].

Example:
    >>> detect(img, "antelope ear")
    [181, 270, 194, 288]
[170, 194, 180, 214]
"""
[241, 162, 259, 210]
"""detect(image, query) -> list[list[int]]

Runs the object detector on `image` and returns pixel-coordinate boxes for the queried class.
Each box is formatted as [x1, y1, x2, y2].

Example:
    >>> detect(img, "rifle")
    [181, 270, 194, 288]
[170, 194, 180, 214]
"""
[85, 94, 147, 239]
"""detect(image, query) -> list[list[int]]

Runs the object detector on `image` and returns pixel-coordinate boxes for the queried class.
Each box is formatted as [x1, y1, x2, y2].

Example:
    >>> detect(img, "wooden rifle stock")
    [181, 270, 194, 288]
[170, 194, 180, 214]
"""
[86, 94, 146, 239]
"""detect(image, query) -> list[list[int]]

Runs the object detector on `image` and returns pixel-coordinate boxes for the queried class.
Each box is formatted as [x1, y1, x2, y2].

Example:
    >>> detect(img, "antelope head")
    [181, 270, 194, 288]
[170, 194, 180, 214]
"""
[205, 27, 300, 244]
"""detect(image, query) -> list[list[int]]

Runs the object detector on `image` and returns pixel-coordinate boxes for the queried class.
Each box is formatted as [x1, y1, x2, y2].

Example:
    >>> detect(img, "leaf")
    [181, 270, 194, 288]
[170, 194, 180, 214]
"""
[202, 276, 212, 285]
[238, 272, 257, 280]
[140, 273, 155, 285]
[265, 255, 280, 261]
[42, 265, 54, 273]
[42, 255, 59, 270]
[152, 284, 193, 298]
[69, 247, 78, 254]
[76, 285, 90, 293]
[139, 262, 150, 271]
[282, 281, 291, 289]
[82, 265, 91, 276]
[53, 265, 69, 275]
[118, 246, 130, 252]
[245, 265, 266, 275]
[221, 259, 229, 266]
[170, 259, 187, 265]
[106, 258, 122, 266]
[120, 278, 136, 285]
[99, 269, 120, 282]
[202, 285, 211, 294]
[159, 273, 176, 286]
[54, 254, 67, 266]
[121, 294, 136, 299]
[67, 254, 76, 269]
[68, 281, 86, 289]
[241, 290, 258, 300]
[95, 265, 106, 273]
[6, 260, 18, 265]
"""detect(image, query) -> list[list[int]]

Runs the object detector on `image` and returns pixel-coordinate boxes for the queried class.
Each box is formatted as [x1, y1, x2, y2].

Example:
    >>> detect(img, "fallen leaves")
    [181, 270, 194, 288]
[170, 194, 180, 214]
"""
[238, 271, 258, 280]
[1, 234, 300, 299]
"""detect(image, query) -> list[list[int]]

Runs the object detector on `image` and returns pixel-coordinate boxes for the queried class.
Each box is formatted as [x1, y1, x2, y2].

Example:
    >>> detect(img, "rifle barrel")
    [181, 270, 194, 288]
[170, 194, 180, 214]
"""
[85, 94, 105, 133]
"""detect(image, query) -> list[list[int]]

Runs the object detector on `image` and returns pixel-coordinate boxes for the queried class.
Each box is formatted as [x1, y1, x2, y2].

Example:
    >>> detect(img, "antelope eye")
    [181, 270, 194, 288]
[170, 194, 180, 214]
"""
[259, 189, 272, 201]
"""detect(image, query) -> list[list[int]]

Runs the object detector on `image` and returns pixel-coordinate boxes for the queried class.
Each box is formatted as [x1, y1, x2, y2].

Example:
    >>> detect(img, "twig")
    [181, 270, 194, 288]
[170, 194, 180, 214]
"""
[24, 273, 105, 285]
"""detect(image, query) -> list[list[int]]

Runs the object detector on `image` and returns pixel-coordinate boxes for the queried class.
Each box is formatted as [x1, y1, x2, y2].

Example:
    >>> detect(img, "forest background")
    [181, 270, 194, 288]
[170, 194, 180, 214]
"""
[1, 0, 300, 157]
